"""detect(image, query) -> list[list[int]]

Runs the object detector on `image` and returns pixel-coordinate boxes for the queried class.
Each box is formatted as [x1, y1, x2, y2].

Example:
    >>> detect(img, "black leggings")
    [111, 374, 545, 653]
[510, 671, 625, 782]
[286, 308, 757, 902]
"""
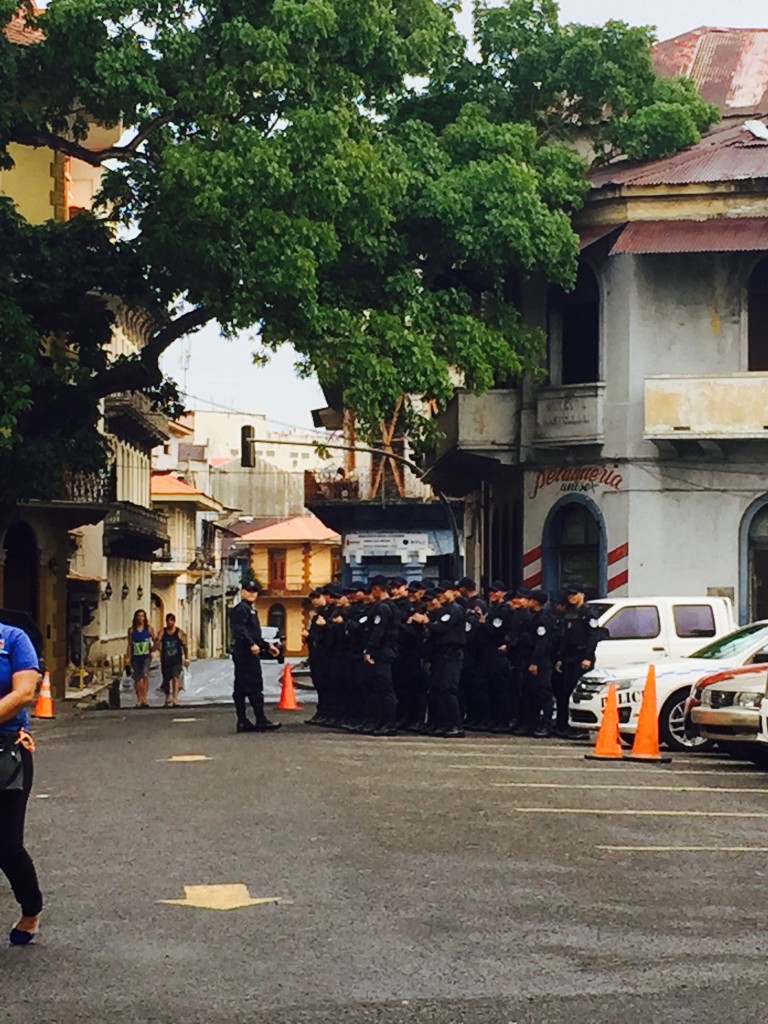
[0, 746, 43, 917]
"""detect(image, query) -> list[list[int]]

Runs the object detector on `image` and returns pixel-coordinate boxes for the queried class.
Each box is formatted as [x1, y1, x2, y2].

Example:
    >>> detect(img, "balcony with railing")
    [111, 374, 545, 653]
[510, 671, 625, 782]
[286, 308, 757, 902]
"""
[534, 383, 606, 448]
[104, 390, 169, 449]
[103, 503, 169, 559]
[644, 374, 768, 448]
[422, 389, 520, 495]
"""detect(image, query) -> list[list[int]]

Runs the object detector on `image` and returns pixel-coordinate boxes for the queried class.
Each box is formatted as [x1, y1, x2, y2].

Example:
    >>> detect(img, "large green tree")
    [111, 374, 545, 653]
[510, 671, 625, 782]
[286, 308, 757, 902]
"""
[0, 0, 717, 499]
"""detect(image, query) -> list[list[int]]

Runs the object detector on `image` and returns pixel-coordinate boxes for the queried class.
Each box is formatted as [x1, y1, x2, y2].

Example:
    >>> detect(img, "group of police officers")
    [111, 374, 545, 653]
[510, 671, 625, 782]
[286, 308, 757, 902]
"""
[298, 575, 602, 739]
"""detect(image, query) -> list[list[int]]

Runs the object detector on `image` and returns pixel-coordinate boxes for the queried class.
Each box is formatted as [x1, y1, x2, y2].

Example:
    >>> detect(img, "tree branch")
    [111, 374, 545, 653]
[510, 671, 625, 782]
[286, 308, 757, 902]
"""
[10, 113, 176, 168]
[85, 305, 211, 399]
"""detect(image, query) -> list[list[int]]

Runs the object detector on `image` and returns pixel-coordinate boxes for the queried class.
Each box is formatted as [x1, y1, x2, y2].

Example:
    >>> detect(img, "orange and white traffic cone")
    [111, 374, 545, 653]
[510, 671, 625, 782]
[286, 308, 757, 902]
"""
[277, 663, 302, 711]
[33, 671, 56, 720]
[585, 683, 623, 760]
[625, 665, 672, 763]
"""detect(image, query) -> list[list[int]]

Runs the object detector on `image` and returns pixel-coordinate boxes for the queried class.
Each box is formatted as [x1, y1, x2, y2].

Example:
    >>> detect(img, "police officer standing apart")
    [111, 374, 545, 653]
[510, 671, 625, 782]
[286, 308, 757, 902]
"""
[554, 583, 601, 738]
[229, 580, 281, 733]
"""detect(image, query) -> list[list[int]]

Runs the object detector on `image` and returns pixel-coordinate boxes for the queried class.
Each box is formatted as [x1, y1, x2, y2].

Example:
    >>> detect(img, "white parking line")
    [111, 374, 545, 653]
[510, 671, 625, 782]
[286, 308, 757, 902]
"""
[493, 781, 768, 793]
[597, 846, 768, 853]
[514, 807, 768, 818]
[442, 764, 763, 776]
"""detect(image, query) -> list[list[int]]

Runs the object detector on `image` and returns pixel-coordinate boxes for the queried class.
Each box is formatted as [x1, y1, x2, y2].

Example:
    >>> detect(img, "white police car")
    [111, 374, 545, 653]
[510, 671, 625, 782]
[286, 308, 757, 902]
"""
[569, 621, 768, 751]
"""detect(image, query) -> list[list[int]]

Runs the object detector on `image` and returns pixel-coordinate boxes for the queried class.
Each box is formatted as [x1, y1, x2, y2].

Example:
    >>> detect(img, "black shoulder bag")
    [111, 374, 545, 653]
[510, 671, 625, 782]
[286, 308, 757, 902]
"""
[0, 735, 24, 791]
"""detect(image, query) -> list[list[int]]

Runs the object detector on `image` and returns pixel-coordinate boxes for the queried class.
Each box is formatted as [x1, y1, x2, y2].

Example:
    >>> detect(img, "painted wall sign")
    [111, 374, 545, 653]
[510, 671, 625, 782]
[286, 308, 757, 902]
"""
[529, 466, 623, 500]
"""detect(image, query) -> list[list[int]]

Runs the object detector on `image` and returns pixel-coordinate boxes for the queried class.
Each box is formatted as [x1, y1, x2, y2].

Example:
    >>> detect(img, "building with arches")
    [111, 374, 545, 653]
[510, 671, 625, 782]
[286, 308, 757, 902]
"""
[427, 28, 768, 618]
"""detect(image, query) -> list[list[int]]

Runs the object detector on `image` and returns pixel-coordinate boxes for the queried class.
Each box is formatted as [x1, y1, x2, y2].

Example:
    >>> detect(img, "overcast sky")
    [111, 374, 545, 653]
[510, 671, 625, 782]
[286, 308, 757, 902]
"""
[163, 0, 768, 431]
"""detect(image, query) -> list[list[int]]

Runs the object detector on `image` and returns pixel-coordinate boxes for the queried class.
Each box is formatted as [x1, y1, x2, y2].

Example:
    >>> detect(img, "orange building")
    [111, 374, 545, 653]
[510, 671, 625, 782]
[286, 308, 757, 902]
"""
[235, 514, 341, 655]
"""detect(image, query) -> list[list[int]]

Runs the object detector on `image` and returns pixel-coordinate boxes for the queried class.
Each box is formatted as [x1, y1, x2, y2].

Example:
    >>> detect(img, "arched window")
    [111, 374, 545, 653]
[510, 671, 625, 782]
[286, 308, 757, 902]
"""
[548, 264, 600, 385]
[748, 258, 768, 371]
[546, 502, 601, 597]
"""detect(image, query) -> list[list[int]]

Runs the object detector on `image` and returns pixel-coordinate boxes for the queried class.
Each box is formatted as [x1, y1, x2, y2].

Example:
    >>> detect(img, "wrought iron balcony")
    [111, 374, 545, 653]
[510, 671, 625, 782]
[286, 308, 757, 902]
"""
[103, 502, 169, 559]
[104, 391, 169, 449]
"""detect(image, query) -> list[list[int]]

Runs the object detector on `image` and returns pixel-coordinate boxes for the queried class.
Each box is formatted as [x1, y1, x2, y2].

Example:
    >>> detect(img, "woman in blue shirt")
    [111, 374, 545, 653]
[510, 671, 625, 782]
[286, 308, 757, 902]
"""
[125, 608, 156, 709]
[0, 620, 43, 945]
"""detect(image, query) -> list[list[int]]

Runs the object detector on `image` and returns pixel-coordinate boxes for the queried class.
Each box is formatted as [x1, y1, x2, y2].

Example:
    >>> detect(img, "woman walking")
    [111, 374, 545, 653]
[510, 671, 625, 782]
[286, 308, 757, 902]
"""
[0, 618, 43, 945]
[126, 609, 156, 709]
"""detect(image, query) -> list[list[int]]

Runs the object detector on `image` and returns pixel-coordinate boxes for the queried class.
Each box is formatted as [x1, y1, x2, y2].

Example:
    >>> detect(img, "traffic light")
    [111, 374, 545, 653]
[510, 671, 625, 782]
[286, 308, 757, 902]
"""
[241, 425, 255, 467]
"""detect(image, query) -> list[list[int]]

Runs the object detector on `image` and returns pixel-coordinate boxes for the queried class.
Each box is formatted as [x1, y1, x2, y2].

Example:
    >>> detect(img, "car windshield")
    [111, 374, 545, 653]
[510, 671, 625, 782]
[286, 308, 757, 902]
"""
[691, 622, 768, 660]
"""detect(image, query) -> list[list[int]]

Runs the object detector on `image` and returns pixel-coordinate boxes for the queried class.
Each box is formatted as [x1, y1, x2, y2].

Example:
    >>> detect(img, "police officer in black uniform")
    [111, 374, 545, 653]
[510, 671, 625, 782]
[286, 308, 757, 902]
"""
[505, 588, 531, 733]
[360, 575, 399, 735]
[519, 589, 555, 738]
[304, 588, 331, 726]
[455, 577, 487, 730]
[480, 580, 513, 733]
[554, 582, 601, 737]
[388, 576, 411, 727]
[422, 581, 466, 738]
[229, 580, 281, 733]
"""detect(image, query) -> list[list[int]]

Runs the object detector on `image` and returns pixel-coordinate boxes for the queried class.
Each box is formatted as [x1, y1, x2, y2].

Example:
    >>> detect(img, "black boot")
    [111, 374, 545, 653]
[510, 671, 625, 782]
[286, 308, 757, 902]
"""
[236, 719, 257, 733]
[255, 719, 282, 732]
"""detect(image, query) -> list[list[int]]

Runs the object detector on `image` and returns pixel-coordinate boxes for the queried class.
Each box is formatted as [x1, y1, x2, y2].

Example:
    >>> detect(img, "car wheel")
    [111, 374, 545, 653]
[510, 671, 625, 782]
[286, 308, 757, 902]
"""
[659, 690, 715, 753]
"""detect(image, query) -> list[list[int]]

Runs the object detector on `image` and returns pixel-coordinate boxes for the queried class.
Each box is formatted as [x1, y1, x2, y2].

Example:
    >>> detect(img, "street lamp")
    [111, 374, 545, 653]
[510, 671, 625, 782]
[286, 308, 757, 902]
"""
[121, 582, 130, 600]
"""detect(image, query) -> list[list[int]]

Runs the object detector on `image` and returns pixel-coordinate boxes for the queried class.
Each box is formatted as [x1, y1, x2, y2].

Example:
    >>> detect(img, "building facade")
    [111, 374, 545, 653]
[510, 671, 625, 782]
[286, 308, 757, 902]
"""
[427, 29, 768, 618]
[233, 513, 341, 655]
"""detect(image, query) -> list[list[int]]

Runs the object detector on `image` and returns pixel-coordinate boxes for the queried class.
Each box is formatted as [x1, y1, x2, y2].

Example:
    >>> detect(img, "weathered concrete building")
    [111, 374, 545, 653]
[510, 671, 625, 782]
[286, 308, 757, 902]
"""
[427, 28, 768, 621]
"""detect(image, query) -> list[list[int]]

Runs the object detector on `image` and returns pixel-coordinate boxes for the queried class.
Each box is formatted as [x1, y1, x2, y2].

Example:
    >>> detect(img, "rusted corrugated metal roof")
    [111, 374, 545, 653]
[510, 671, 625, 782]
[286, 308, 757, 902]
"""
[578, 223, 624, 249]
[589, 118, 768, 189]
[609, 218, 768, 255]
[654, 28, 768, 115]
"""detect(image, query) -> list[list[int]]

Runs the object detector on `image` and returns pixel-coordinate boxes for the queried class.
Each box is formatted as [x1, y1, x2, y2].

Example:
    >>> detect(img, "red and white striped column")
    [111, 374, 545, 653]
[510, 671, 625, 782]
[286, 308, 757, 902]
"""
[607, 543, 629, 593]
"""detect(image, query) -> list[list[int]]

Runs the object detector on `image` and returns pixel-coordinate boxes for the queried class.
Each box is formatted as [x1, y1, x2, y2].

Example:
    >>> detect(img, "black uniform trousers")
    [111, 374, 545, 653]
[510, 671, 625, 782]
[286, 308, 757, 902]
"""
[484, 650, 513, 728]
[309, 651, 332, 718]
[362, 657, 397, 727]
[232, 648, 267, 724]
[428, 647, 464, 730]
[553, 657, 587, 730]
[394, 651, 428, 727]
[522, 662, 555, 733]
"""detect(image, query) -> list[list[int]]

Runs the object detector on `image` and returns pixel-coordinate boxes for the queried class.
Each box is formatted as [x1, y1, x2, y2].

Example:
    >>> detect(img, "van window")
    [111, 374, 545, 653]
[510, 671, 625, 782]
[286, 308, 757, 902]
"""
[673, 604, 716, 639]
[603, 606, 661, 640]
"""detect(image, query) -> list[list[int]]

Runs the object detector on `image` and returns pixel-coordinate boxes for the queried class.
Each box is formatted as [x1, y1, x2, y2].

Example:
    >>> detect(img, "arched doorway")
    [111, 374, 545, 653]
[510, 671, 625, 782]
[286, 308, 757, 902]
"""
[3, 521, 39, 618]
[740, 497, 768, 622]
[268, 603, 286, 635]
[748, 257, 768, 371]
[543, 498, 605, 598]
[548, 263, 601, 385]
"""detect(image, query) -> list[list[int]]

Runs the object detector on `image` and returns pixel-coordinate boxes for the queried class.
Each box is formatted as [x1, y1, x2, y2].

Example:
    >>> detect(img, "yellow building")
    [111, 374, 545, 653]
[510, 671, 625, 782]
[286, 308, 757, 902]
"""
[150, 473, 224, 658]
[236, 514, 341, 655]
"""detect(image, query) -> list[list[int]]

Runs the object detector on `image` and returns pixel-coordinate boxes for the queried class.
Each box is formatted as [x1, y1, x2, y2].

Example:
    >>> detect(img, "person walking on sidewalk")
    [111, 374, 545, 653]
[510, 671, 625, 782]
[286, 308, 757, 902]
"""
[229, 580, 281, 733]
[126, 609, 156, 709]
[0, 618, 43, 945]
[155, 614, 189, 708]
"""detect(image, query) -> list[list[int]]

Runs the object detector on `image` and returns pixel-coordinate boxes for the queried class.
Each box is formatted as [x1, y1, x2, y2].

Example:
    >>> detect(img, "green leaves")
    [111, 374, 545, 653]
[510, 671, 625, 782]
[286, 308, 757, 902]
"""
[0, 0, 721, 492]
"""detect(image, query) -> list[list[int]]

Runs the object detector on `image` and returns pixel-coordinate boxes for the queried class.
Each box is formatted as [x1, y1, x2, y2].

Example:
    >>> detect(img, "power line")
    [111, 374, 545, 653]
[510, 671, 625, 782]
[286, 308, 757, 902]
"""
[178, 390, 333, 437]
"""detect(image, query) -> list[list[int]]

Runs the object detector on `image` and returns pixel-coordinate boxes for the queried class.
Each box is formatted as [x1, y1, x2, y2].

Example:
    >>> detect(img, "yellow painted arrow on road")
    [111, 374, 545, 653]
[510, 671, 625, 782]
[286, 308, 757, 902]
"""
[158, 884, 282, 911]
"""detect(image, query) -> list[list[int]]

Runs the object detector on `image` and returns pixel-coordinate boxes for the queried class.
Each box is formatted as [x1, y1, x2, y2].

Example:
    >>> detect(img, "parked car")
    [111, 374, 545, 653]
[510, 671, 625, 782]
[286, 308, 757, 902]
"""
[569, 620, 768, 752]
[590, 596, 735, 670]
[690, 664, 767, 757]
[259, 626, 285, 664]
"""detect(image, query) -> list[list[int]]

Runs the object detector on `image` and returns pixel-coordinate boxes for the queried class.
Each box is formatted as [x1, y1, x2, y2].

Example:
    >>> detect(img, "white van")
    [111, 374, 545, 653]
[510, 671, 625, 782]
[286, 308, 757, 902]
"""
[588, 596, 735, 670]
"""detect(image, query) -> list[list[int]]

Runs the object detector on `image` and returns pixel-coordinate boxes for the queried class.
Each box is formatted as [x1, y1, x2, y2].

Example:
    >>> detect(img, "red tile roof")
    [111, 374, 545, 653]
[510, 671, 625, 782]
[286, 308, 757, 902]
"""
[151, 473, 203, 496]
[238, 513, 340, 545]
[589, 118, 768, 190]
[654, 28, 768, 116]
[4, 5, 43, 46]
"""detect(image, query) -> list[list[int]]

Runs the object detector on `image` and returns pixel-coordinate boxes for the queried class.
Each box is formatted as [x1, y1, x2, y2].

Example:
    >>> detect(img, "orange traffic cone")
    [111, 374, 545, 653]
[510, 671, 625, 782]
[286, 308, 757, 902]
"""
[33, 671, 56, 719]
[625, 665, 672, 763]
[277, 663, 302, 711]
[585, 683, 623, 760]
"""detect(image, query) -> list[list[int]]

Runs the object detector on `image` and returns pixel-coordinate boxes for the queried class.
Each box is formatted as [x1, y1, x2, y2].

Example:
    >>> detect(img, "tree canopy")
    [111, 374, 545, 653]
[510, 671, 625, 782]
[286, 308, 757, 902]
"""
[0, 0, 718, 498]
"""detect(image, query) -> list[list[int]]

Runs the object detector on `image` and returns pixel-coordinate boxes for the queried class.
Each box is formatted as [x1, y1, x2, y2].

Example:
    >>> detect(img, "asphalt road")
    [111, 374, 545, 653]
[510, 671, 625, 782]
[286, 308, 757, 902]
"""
[7, 706, 768, 1023]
